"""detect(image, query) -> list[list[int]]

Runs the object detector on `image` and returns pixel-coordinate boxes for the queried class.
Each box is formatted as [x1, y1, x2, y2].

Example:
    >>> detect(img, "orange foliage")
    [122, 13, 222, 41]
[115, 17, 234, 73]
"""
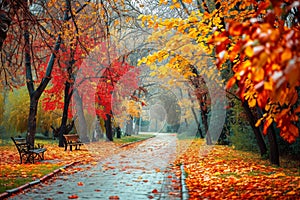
[209, 0, 300, 143]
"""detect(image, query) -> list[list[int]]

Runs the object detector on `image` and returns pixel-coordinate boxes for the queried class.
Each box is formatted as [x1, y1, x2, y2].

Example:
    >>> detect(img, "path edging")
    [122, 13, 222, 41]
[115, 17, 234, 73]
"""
[1, 136, 155, 199]
[180, 164, 189, 200]
[0, 161, 80, 199]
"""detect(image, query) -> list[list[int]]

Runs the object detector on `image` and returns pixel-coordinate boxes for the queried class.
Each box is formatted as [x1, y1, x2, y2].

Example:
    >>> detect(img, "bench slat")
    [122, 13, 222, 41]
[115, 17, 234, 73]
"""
[11, 137, 47, 164]
[63, 134, 84, 151]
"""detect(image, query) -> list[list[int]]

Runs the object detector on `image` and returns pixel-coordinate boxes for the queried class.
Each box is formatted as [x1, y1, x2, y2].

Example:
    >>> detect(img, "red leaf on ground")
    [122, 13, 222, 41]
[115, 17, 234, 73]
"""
[152, 189, 159, 193]
[68, 194, 78, 199]
[109, 196, 120, 199]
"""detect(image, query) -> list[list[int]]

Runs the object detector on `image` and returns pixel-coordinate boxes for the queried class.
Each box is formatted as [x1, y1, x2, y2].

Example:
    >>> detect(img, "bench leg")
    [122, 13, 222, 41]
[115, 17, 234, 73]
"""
[25, 153, 34, 164]
[37, 152, 44, 160]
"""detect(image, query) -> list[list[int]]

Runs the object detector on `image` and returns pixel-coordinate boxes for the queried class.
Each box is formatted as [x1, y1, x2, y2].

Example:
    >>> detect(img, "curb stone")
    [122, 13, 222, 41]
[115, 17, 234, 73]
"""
[181, 164, 189, 200]
[0, 136, 153, 199]
[0, 161, 79, 200]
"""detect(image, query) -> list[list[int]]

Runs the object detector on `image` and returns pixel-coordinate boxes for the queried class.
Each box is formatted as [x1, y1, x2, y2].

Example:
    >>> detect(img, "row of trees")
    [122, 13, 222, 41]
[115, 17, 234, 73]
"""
[1, 0, 299, 166]
[138, 0, 299, 165]
[0, 0, 152, 147]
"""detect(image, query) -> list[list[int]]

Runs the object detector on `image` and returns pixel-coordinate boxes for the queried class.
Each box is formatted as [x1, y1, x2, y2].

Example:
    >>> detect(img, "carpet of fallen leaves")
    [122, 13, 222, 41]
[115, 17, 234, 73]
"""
[0, 140, 128, 193]
[174, 139, 300, 200]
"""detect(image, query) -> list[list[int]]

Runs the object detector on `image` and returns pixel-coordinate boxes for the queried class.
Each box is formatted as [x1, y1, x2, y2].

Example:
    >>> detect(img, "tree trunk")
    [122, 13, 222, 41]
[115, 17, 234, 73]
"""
[74, 89, 89, 142]
[200, 104, 211, 144]
[192, 107, 204, 138]
[125, 116, 133, 136]
[267, 124, 280, 166]
[23, 0, 67, 146]
[242, 101, 267, 157]
[105, 114, 113, 141]
[58, 75, 74, 147]
[116, 126, 121, 139]
[27, 96, 38, 148]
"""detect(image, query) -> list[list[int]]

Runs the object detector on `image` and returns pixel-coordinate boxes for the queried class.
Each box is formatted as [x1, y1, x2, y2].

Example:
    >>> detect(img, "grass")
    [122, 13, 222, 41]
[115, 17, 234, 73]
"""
[113, 134, 155, 144]
[0, 164, 62, 193]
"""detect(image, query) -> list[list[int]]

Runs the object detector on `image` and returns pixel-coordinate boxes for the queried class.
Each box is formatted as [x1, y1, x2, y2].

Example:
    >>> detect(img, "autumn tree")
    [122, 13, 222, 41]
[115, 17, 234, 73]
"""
[0, 0, 97, 147]
[207, 0, 300, 165]
[139, 0, 299, 165]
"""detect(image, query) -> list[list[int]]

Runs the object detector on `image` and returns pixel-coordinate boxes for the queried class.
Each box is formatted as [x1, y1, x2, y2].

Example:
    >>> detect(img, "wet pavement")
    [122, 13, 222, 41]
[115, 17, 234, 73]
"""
[9, 133, 181, 200]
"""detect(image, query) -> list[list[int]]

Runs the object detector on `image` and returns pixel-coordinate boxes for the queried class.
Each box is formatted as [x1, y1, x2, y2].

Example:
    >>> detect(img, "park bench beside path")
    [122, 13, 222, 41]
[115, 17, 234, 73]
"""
[11, 137, 47, 164]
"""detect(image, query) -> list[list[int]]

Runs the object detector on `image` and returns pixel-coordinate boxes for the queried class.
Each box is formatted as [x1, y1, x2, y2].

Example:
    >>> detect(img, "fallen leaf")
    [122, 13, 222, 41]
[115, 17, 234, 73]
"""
[109, 196, 120, 199]
[77, 182, 84, 186]
[68, 194, 78, 199]
[152, 189, 159, 194]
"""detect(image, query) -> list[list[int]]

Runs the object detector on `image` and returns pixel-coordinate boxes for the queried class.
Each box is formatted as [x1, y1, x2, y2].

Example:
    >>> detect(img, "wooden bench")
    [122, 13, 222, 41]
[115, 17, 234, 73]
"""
[63, 134, 84, 151]
[11, 137, 47, 164]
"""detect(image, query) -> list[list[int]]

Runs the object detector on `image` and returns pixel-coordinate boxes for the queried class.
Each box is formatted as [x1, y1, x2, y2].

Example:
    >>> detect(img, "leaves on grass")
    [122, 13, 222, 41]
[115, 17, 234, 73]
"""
[0, 141, 124, 193]
[175, 139, 300, 199]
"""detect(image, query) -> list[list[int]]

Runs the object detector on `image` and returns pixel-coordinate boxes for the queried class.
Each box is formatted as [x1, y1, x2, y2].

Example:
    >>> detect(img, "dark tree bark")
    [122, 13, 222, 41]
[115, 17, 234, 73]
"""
[23, 0, 67, 147]
[200, 98, 212, 144]
[242, 101, 267, 157]
[256, 106, 280, 165]
[58, 42, 75, 147]
[0, 0, 11, 50]
[58, 80, 73, 147]
[116, 126, 121, 139]
[188, 91, 204, 138]
[105, 114, 113, 141]
[189, 66, 211, 144]
[267, 124, 280, 166]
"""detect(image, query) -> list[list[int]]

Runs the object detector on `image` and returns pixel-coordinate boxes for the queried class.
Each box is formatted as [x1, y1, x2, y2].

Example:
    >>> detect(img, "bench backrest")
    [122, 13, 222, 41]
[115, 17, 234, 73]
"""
[11, 137, 29, 153]
[64, 134, 80, 142]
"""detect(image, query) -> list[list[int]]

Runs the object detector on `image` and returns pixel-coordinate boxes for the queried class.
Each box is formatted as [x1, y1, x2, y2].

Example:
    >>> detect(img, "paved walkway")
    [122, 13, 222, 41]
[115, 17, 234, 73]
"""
[9, 133, 181, 200]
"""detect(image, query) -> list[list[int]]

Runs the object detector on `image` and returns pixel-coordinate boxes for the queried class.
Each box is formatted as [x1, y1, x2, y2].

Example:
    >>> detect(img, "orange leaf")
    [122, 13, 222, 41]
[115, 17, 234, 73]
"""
[229, 22, 245, 36]
[294, 106, 300, 113]
[289, 124, 299, 137]
[68, 195, 78, 199]
[77, 182, 84, 186]
[152, 189, 159, 194]
[263, 117, 273, 134]
[109, 196, 120, 200]
[226, 77, 236, 89]
[245, 46, 254, 58]
[281, 49, 292, 62]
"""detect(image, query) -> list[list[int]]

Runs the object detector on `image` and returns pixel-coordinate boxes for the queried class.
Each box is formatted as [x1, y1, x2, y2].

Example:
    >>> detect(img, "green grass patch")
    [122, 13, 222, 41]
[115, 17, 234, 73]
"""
[217, 172, 241, 179]
[246, 170, 274, 176]
[113, 134, 155, 144]
[0, 164, 62, 193]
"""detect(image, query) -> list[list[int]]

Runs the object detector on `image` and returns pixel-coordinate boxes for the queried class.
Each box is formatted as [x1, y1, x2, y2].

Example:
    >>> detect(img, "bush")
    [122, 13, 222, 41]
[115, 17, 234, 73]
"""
[229, 123, 259, 153]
